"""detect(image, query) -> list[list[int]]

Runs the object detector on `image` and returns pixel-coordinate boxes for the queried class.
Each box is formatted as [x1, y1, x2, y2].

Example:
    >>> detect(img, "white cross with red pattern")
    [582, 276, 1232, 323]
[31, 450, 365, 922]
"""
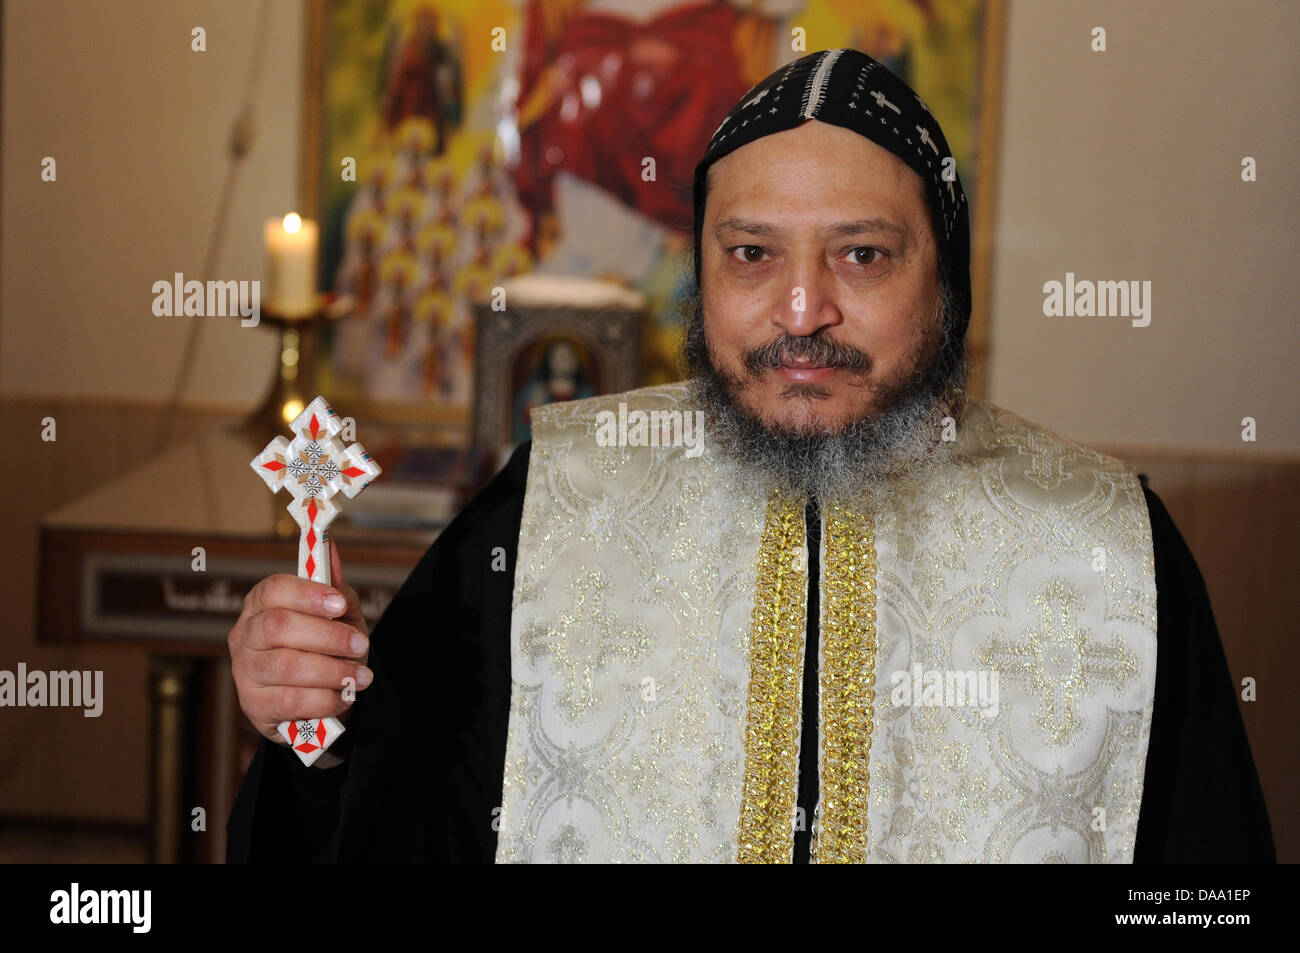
[251, 396, 382, 765]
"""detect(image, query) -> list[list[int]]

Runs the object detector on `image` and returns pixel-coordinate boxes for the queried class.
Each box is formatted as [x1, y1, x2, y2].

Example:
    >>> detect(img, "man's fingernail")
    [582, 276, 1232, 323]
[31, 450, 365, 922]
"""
[357, 666, 374, 688]
[350, 632, 369, 656]
[323, 593, 347, 614]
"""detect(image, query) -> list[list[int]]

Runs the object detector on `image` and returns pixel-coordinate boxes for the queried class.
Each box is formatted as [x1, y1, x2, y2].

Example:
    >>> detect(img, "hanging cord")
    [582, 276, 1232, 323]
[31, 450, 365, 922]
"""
[153, 0, 274, 454]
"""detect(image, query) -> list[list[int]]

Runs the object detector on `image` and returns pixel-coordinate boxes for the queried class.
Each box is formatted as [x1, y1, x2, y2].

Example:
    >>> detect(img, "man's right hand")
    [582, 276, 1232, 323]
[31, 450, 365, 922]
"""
[228, 540, 373, 745]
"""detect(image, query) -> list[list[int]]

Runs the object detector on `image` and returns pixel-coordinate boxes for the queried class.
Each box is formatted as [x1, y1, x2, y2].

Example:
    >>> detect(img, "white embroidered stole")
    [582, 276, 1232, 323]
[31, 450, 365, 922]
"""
[495, 382, 1157, 863]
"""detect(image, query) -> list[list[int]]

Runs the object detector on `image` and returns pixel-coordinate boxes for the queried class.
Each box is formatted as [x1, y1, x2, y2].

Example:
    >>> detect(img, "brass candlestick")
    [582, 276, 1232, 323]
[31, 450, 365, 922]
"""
[239, 296, 353, 442]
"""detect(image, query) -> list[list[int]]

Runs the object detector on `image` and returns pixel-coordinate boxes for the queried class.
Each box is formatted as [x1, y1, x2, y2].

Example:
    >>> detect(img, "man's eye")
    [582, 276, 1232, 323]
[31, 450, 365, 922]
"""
[849, 247, 885, 265]
[731, 245, 766, 263]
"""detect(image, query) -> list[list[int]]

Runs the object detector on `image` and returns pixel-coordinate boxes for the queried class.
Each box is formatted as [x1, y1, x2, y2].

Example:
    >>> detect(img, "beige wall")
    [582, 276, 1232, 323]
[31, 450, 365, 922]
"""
[987, 0, 1299, 452]
[1, 0, 302, 407]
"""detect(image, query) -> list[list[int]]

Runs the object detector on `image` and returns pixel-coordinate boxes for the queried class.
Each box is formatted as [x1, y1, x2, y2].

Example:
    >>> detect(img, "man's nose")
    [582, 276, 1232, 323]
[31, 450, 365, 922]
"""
[772, 258, 843, 338]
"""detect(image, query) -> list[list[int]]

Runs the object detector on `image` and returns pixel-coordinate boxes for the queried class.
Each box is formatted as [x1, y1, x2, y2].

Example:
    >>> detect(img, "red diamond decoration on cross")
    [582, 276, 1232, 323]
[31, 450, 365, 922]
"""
[304, 497, 319, 577]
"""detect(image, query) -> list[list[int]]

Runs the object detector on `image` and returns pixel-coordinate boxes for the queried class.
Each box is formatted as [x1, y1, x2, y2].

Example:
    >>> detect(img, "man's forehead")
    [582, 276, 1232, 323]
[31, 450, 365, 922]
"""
[708, 164, 926, 245]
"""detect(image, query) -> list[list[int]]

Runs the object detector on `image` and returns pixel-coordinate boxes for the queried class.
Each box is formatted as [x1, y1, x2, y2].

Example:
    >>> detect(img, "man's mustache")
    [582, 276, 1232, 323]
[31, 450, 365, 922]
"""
[743, 334, 870, 375]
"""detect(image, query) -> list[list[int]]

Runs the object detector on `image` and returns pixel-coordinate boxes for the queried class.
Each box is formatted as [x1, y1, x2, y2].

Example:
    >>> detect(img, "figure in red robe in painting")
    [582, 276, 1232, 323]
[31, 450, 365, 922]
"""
[379, 5, 464, 155]
[511, 0, 774, 256]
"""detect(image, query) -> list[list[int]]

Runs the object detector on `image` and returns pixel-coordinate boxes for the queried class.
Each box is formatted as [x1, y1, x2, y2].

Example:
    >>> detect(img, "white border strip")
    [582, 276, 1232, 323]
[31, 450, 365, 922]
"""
[802, 49, 844, 119]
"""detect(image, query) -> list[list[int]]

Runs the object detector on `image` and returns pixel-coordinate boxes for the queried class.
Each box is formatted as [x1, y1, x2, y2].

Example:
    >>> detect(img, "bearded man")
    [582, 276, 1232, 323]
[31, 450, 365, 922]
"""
[227, 49, 1273, 863]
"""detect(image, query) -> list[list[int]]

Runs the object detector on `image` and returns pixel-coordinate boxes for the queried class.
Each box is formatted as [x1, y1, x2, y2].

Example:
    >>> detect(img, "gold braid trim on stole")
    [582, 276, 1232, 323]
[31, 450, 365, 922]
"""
[811, 499, 878, 863]
[736, 492, 807, 863]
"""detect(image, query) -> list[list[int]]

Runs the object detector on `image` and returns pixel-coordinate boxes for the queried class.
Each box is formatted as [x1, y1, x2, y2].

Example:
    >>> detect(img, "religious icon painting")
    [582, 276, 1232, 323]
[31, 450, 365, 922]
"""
[509, 337, 602, 446]
[471, 275, 644, 459]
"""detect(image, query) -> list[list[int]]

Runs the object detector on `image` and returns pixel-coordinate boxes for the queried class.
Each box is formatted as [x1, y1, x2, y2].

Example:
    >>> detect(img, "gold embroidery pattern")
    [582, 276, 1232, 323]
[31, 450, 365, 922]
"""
[812, 499, 878, 863]
[975, 577, 1138, 748]
[736, 492, 807, 863]
[518, 568, 653, 723]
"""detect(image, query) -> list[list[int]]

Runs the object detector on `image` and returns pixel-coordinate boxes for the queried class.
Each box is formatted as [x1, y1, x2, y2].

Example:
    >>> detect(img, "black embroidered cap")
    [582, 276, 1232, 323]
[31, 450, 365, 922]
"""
[691, 48, 972, 342]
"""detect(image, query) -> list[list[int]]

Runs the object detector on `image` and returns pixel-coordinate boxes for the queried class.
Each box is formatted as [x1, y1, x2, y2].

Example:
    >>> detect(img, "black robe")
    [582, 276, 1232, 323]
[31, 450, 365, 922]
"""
[226, 440, 1276, 863]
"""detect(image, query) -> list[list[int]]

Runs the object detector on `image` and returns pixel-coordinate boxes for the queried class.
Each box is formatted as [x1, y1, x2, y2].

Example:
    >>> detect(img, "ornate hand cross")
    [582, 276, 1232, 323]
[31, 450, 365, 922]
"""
[250, 396, 382, 765]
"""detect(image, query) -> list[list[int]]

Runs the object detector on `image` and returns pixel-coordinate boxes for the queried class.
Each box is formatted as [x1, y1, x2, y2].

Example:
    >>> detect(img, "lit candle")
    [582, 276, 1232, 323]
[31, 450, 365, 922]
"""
[264, 212, 319, 316]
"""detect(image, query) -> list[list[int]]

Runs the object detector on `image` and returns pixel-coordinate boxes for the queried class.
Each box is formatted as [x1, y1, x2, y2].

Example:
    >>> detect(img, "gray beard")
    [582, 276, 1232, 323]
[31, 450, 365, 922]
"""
[681, 286, 969, 502]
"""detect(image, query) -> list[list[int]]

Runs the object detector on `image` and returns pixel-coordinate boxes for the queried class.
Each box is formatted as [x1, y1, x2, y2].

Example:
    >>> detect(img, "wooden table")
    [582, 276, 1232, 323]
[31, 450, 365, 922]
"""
[37, 428, 439, 863]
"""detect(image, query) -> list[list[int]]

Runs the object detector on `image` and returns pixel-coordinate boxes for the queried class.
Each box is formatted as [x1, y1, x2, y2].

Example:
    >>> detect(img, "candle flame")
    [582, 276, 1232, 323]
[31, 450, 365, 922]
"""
[283, 212, 302, 234]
